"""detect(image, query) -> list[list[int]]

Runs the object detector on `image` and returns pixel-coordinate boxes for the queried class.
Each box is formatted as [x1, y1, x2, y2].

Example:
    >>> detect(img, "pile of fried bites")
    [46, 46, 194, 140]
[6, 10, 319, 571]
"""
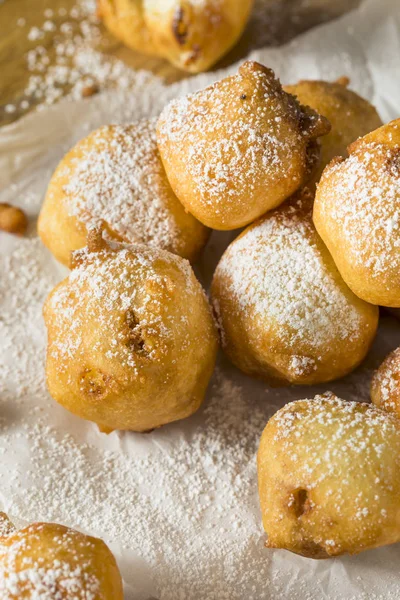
[2, 36, 400, 600]
[39, 59, 400, 561]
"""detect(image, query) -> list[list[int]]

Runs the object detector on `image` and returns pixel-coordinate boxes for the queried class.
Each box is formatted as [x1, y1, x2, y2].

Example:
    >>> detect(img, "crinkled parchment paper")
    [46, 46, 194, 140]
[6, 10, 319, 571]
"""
[1, 1, 400, 598]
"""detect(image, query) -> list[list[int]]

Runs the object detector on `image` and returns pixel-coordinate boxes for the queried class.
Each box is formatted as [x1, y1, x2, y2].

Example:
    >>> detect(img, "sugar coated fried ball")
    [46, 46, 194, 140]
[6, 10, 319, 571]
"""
[0, 514, 123, 598]
[211, 189, 378, 385]
[314, 118, 400, 306]
[284, 78, 382, 184]
[157, 61, 330, 230]
[43, 230, 218, 432]
[371, 346, 400, 418]
[97, 0, 253, 73]
[38, 120, 209, 267]
[258, 393, 400, 558]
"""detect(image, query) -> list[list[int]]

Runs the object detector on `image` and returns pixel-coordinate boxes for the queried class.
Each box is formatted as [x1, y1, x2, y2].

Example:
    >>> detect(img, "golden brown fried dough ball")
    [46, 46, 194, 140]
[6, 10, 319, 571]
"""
[43, 230, 218, 433]
[284, 78, 382, 184]
[0, 203, 28, 236]
[371, 346, 400, 418]
[97, 0, 253, 73]
[211, 189, 378, 385]
[157, 61, 330, 230]
[0, 514, 123, 598]
[38, 119, 209, 267]
[258, 393, 400, 559]
[314, 119, 400, 307]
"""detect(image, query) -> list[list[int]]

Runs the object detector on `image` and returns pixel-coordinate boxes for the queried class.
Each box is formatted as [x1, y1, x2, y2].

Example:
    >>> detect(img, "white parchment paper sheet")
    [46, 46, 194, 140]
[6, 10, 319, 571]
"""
[1, 0, 400, 598]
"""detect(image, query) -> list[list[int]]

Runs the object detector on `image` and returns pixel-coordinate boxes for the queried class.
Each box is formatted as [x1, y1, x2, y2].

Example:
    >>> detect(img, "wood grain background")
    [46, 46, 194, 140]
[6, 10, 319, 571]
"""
[0, 0, 360, 127]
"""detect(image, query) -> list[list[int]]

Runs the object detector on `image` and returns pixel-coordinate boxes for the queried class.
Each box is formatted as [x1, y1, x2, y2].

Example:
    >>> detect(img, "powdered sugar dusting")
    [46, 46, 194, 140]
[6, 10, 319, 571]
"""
[274, 393, 400, 461]
[0, 515, 15, 539]
[159, 96, 288, 206]
[1, 184, 400, 600]
[0, 524, 100, 599]
[214, 196, 364, 355]
[4, 0, 157, 122]
[318, 140, 400, 277]
[288, 355, 317, 376]
[0, 237, 271, 599]
[58, 120, 186, 252]
[46, 244, 197, 375]
[267, 393, 400, 548]
[371, 347, 400, 413]
[157, 62, 319, 215]
[7, 374, 269, 599]
[2, 0, 400, 596]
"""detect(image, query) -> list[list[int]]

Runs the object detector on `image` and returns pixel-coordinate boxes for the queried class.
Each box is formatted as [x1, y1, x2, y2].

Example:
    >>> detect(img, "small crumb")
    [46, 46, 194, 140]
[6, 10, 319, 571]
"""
[0, 203, 28, 236]
[81, 83, 99, 97]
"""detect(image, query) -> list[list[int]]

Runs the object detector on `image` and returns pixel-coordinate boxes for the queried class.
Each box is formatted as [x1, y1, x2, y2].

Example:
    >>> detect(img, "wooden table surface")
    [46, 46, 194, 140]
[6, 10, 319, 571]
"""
[0, 0, 360, 127]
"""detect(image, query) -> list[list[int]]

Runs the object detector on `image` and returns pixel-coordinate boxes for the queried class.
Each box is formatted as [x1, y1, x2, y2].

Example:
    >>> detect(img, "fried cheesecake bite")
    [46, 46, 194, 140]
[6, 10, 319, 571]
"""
[314, 119, 400, 306]
[211, 189, 378, 385]
[97, 0, 253, 73]
[38, 119, 209, 267]
[371, 346, 400, 418]
[157, 61, 330, 230]
[258, 393, 400, 559]
[43, 229, 218, 433]
[0, 514, 123, 598]
[284, 78, 382, 185]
